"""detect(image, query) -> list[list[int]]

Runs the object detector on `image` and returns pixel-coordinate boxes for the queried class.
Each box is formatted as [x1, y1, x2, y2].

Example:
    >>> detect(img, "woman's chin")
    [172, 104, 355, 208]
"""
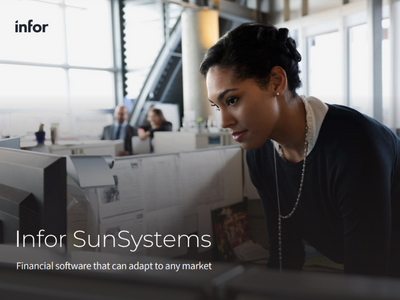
[237, 139, 266, 151]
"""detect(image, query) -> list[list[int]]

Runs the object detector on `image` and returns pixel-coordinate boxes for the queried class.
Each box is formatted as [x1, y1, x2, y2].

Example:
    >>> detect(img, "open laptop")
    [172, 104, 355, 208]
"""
[131, 136, 151, 154]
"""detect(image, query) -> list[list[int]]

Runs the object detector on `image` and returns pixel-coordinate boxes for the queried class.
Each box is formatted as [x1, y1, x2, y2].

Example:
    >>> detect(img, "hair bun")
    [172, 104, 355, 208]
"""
[285, 37, 301, 62]
[277, 28, 289, 43]
[255, 25, 301, 63]
[276, 28, 300, 62]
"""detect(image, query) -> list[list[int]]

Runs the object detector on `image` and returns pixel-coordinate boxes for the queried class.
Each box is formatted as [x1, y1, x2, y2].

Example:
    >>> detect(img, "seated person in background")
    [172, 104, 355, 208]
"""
[101, 105, 137, 155]
[138, 108, 172, 141]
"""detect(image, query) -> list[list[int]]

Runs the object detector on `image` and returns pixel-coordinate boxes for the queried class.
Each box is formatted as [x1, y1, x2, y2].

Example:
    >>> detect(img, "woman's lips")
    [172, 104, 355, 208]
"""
[231, 130, 247, 142]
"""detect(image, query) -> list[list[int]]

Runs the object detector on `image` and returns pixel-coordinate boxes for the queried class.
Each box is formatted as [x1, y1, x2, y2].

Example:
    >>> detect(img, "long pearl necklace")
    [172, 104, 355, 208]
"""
[273, 100, 308, 272]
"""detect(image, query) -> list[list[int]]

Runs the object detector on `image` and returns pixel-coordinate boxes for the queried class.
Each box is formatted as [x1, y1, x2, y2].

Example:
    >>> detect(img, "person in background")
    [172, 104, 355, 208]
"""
[138, 108, 172, 141]
[101, 105, 137, 155]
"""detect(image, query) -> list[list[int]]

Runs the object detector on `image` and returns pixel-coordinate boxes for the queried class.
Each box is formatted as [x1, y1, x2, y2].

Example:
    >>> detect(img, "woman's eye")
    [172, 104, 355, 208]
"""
[227, 97, 238, 106]
[211, 103, 220, 111]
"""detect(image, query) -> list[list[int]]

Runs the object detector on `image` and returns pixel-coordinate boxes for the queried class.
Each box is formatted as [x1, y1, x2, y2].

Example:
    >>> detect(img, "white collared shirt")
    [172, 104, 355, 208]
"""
[272, 95, 329, 157]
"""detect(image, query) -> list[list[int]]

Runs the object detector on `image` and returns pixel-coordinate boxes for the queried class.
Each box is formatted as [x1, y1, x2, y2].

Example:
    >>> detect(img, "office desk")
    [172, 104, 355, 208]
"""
[1, 245, 400, 300]
[153, 131, 237, 154]
[21, 140, 124, 156]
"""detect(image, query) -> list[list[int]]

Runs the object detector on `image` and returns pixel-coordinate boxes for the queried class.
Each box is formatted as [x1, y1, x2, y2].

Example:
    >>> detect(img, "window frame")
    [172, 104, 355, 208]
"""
[0, 0, 121, 138]
[277, 0, 399, 130]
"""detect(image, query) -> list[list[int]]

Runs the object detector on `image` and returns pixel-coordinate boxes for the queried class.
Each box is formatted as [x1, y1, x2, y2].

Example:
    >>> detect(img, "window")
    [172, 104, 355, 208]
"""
[123, 0, 183, 99]
[382, 19, 390, 126]
[308, 32, 343, 105]
[348, 19, 391, 122]
[123, 0, 165, 100]
[0, 0, 116, 139]
[348, 23, 371, 116]
[280, 2, 398, 131]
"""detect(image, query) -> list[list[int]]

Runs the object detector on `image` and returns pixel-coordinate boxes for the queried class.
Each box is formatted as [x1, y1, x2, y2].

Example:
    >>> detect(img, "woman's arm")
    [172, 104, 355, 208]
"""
[335, 137, 393, 276]
[138, 128, 151, 140]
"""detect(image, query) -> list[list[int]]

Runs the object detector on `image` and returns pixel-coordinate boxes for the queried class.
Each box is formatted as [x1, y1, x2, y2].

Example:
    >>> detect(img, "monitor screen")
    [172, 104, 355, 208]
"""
[0, 137, 20, 149]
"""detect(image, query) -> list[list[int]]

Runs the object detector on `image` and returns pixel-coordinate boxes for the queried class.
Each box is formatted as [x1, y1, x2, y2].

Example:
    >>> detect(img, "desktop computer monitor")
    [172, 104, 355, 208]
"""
[0, 147, 66, 244]
[0, 137, 20, 149]
[0, 183, 39, 243]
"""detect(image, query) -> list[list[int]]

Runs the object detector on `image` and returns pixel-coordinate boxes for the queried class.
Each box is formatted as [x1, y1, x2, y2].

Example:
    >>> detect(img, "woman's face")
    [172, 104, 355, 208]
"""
[206, 67, 279, 150]
[147, 111, 162, 128]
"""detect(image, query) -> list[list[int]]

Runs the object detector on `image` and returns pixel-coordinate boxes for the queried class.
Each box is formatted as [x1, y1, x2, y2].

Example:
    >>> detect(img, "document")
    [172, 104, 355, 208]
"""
[142, 155, 181, 212]
[180, 149, 225, 216]
[100, 210, 147, 256]
[97, 158, 145, 219]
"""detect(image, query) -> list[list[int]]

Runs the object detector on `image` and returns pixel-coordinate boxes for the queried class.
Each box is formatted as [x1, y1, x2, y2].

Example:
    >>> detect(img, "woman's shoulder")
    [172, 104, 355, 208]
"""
[323, 105, 394, 137]
[324, 104, 374, 125]
[320, 104, 400, 155]
[162, 121, 173, 130]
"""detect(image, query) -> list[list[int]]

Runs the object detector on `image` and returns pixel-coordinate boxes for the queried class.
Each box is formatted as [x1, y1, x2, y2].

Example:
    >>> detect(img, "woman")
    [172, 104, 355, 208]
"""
[138, 108, 172, 141]
[200, 23, 400, 277]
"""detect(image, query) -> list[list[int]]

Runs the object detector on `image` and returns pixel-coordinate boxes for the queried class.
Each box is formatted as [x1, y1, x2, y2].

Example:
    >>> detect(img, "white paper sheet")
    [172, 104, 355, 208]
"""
[100, 210, 147, 256]
[97, 159, 145, 219]
[179, 149, 225, 216]
[142, 155, 181, 212]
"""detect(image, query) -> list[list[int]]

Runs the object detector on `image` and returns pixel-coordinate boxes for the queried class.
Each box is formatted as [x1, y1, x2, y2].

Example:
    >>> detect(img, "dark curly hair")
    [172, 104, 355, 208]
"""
[199, 23, 302, 96]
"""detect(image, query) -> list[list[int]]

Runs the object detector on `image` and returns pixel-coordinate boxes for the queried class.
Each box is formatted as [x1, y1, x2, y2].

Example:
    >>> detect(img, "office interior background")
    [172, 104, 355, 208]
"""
[0, 0, 399, 141]
[2, 1, 400, 298]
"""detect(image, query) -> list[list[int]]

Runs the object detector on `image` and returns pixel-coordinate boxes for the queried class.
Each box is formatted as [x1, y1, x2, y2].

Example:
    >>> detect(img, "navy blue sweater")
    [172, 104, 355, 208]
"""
[246, 104, 400, 276]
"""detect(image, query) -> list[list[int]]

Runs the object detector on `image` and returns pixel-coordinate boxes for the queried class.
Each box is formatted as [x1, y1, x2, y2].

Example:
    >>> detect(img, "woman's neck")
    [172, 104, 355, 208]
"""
[270, 95, 307, 163]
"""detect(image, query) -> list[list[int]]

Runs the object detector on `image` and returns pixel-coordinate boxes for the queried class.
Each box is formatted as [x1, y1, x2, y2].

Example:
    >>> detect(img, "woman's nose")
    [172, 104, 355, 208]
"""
[219, 108, 236, 129]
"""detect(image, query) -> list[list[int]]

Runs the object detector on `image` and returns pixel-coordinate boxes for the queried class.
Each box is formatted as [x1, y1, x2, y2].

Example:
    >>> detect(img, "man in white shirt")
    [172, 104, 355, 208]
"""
[101, 105, 137, 155]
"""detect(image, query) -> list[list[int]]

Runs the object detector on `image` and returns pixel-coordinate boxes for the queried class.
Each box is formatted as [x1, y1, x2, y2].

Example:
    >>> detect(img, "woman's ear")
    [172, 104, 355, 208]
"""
[268, 66, 287, 95]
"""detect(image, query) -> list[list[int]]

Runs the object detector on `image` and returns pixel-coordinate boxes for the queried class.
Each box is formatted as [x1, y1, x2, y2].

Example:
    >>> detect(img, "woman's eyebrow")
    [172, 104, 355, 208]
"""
[208, 88, 238, 103]
[217, 89, 238, 101]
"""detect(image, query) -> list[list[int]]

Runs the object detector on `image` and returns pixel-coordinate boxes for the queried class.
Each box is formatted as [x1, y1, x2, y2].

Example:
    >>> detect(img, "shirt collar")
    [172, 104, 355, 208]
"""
[114, 121, 128, 128]
[272, 95, 328, 158]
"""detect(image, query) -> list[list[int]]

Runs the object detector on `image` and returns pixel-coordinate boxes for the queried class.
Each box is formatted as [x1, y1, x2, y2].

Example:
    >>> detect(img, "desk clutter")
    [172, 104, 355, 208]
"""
[0, 140, 347, 272]
[66, 146, 248, 258]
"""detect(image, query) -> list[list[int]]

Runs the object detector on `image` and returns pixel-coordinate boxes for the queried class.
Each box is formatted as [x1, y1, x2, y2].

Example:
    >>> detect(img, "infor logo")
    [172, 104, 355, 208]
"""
[15, 20, 49, 33]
